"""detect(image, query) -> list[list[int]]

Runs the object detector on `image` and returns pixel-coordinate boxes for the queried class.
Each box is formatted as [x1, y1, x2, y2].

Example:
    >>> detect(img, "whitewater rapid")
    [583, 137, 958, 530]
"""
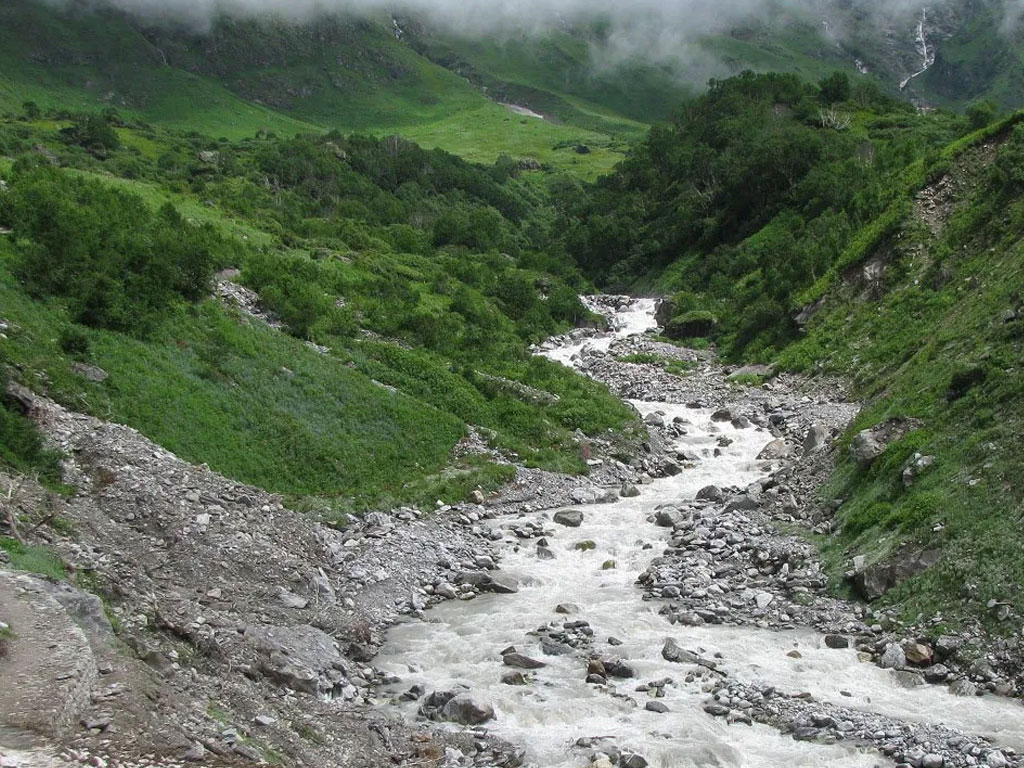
[376, 299, 1024, 768]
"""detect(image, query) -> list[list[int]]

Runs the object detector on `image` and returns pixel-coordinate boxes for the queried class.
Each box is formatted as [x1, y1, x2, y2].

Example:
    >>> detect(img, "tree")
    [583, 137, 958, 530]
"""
[818, 72, 852, 104]
[21, 101, 41, 121]
[966, 100, 998, 132]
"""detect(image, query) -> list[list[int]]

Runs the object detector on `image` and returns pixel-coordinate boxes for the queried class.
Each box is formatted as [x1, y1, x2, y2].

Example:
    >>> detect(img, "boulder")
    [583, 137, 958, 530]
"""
[823, 634, 849, 650]
[802, 425, 828, 456]
[420, 690, 494, 725]
[903, 641, 934, 666]
[879, 643, 906, 670]
[503, 653, 546, 670]
[710, 409, 733, 423]
[850, 430, 885, 467]
[654, 508, 683, 527]
[696, 485, 723, 502]
[757, 439, 793, 460]
[662, 638, 700, 664]
[620, 484, 641, 498]
[554, 509, 584, 528]
[854, 550, 941, 600]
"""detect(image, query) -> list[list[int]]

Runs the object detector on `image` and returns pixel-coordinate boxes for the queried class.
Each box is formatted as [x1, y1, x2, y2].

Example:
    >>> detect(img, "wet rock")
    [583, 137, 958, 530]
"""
[696, 485, 723, 502]
[501, 671, 529, 686]
[420, 690, 495, 725]
[574, 541, 597, 551]
[824, 634, 849, 649]
[554, 509, 584, 528]
[645, 701, 669, 713]
[710, 409, 734, 422]
[879, 643, 906, 670]
[620, 484, 641, 498]
[603, 658, 636, 678]
[503, 653, 546, 670]
[654, 508, 682, 527]
[662, 638, 700, 664]
[536, 545, 556, 560]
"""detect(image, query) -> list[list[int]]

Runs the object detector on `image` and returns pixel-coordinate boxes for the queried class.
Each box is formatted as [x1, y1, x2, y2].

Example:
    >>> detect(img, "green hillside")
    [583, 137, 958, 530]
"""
[560, 70, 1024, 631]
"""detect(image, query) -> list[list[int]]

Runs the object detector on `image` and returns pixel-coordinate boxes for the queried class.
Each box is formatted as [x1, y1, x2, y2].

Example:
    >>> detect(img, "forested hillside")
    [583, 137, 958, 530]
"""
[562, 70, 1024, 629]
[0, 108, 638, 515]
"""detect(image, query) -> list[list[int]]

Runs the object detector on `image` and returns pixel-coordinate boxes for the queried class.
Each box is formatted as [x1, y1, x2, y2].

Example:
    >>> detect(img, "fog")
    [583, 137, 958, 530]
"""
[37, 0, 1024, 79]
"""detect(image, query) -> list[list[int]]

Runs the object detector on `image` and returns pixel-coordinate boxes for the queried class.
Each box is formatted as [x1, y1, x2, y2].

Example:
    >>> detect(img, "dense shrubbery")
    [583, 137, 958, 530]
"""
[0, 164, 228, 333]
[557, 71, 964, 358]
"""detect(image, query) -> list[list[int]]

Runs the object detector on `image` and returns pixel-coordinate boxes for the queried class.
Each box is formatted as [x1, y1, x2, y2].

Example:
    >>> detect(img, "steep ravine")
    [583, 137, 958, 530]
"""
[376, 297, 1024, 768]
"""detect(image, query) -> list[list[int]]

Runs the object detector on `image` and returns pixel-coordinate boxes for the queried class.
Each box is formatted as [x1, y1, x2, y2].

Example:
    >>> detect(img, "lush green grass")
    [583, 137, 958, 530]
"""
[0, 538, 66, 581]
[779, 123, 1024, 630]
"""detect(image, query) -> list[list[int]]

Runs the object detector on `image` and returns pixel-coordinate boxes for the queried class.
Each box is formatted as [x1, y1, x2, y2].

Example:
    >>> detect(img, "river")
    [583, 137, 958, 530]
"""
[376, 298, 1024, 768]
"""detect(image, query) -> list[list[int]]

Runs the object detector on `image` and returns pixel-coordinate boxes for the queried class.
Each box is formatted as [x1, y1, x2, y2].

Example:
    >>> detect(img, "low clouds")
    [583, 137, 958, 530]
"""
[38, 0, 1024, 80]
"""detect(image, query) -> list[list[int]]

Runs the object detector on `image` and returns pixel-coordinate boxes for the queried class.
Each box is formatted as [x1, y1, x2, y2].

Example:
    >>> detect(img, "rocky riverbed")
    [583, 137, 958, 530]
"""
[2, 295, 1022, 768]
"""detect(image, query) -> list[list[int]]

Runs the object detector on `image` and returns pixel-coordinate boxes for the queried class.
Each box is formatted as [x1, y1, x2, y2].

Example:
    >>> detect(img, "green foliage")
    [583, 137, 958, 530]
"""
[1, 166, 225, 334]
[966, 100, 999, 131]
[59, 113, 120, 156]
[0, 364, 62, 483]
[560, 71, 960, 358]
[0, 538, 66, 581]
[818, 72, 851, 104]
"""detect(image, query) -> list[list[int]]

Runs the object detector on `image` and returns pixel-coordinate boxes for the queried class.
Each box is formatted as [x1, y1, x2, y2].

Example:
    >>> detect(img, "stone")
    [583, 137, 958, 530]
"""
[802, 425, 828, 456]
[923, 663, 951, 683]
[850, 430, 885, 467]
[554, 509, 584, 528]
[435, 582, 457, 600]
[879, 643, 906, 670]
[468, 490, 485, 505]
[754, 592, 774, 610]
[921, 754, 944, 768]
[710, 409, 733, 422]
[662, 638, 700, 664]
[276, 587, 308, 610]
[574, 541, 597, 551]
[620, 484, 641, 498]
[621, 755, 648, 768]
[903, 641, 934, 665]
[443, 693, 495, 724]
[536, 545, 556, 560]
[503, 653, 546, 670]
[70, 362, 109, 383]
[603, 659, 636, 678]
[824, 634, 850, 649]
[757, 439, 792, 460]
[555, 603, 579, 614]
[660, 459, 682, 476]
[501, 671, 529, 686]
[654, 508, 683, 527]
[696, 485, 723, 502]
[645, 701, 669, 713]
[183, 743, 206, 762]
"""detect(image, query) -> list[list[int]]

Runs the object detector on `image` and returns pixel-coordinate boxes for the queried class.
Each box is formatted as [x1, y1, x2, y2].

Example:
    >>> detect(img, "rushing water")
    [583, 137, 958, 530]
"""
[377, 299, 1024, 768]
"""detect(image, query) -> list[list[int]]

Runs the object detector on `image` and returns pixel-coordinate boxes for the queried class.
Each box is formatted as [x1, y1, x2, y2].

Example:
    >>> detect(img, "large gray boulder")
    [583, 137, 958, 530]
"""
[850, 430, 885, 467]
[802, 425, 828, 456]
[419, 690, 495, 725]
[554, 509, 584, 527]
[757, 439, 793, 460]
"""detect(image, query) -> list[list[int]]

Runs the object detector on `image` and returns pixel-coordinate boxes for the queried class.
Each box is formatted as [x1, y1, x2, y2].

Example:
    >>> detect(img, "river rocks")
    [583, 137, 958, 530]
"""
[824, 634, 850, 649]
[879, 643, 907, 670]
[645, 701, 669, 713]
[537, 545, 556, 560]
[654, 508, 683, 527]
[904, 641, 934, 665]
[419, 690, 495, 725]
[696, 485, 724, 502]
[502, 671, 529, 686]
[757, 439, 793, 460]
[554, 509, 584, 527]
[502, 652, 546, 670]
[661, 638, 700, 664]
[620, 484, 641, 498]
[711, 409, 734, 423]
[574, 540, 597, 551]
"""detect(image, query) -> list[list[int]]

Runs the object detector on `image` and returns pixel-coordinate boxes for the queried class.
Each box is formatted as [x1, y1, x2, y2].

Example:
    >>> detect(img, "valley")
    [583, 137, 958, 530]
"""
[2, 1, 1024, 767]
